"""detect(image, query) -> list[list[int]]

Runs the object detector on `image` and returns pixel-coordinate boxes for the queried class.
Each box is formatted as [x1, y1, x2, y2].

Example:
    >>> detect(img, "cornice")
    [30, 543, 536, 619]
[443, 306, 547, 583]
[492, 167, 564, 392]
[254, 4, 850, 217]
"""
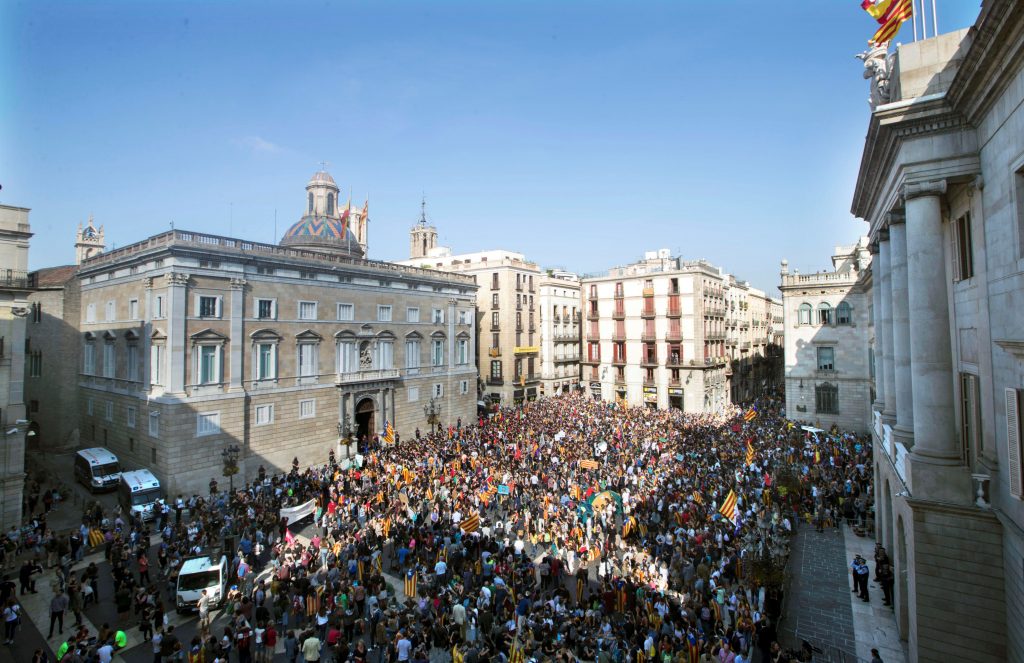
[994, 339, 1024, 359]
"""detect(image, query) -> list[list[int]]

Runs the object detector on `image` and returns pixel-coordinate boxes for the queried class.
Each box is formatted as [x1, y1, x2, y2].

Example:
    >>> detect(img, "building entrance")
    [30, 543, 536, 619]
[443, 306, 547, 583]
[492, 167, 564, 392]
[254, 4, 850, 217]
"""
[355, 398, 376, 444]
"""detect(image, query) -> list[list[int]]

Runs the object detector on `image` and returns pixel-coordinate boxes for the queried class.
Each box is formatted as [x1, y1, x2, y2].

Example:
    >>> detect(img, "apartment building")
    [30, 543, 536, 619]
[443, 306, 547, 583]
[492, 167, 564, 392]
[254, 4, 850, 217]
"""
[538, 270, 581, 397]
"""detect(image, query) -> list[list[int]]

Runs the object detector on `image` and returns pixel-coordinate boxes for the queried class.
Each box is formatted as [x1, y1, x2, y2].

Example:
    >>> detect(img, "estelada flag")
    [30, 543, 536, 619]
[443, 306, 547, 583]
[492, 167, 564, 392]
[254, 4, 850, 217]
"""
[383, 420, 395, 444]
[460, 513, 480, 533]
[718, 489, 739, 523]
[404, 569, 417, 598]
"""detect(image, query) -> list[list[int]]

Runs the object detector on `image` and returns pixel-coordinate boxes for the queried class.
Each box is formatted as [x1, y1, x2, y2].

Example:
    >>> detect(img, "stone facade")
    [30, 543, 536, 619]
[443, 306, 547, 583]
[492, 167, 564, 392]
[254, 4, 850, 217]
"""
[580, 250, 780, 413]
[399, 248, 543, 406]
[849, 5, 1024, 659]
[538, 271, 581, 397]
[0, 204, 32, 530]
[779, 240, 873, 434]
[25, 265, 81, 449]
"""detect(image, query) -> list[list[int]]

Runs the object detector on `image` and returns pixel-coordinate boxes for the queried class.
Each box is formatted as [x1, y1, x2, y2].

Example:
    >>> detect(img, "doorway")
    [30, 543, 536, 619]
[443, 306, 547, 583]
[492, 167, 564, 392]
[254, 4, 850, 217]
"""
[670, 396, 683, 411]
[355, 398, 376, 444]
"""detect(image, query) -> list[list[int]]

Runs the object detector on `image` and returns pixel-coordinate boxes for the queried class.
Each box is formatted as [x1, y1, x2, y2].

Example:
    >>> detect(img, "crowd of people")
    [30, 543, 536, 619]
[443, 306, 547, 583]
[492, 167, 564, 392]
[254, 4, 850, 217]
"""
[2, 392, 879, 663]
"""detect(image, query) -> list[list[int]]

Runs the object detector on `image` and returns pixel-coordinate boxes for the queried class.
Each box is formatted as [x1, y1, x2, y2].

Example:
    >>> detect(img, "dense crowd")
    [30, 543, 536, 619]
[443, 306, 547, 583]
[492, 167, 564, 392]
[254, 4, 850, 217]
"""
[2, 392, 876, 663]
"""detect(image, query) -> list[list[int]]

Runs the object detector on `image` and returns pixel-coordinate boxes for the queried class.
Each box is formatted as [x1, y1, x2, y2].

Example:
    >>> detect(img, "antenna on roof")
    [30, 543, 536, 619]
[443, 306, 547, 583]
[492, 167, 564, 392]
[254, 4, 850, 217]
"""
[170, 220, 175, 231]
[419, 194, 428, 225]
[273, 209, 277, 244]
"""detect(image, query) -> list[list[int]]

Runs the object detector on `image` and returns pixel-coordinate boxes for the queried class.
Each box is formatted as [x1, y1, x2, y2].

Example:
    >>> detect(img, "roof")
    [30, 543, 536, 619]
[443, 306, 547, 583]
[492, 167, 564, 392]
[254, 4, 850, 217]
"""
[180, 556, 224, 575]
[280, 215, 364, 258]
[120, 469, 159, 490]
[31, 265, 77, 287]
[308, 171, 337, 187]
[77, 447, 118, 465]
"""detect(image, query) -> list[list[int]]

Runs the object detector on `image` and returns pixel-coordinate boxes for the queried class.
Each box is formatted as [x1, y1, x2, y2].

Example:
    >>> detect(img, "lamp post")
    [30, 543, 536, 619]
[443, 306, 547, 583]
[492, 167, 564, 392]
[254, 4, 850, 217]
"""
[221, 444, 241, 495]
[423, 397, 441, 433]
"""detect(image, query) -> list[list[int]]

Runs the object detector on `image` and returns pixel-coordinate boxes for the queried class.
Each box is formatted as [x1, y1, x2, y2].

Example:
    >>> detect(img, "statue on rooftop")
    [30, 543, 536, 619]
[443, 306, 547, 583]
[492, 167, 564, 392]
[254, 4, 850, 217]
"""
[856, 45, 894, 109]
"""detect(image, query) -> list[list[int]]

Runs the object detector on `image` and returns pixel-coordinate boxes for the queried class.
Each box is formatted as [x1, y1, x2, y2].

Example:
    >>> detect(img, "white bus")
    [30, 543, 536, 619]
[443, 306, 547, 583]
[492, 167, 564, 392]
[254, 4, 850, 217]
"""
[118, 469, 162, 521]
[74, 448, 121, 493]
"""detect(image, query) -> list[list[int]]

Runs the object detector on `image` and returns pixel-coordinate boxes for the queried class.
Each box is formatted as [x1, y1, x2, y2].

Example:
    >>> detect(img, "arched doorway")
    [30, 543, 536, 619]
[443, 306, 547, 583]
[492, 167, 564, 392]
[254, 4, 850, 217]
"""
[355, 398, 376, 444]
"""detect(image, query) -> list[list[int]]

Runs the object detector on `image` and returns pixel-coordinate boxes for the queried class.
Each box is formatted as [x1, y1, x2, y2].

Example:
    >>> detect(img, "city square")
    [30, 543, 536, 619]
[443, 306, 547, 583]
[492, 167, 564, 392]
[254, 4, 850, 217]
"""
[1, 2, 1022, 662]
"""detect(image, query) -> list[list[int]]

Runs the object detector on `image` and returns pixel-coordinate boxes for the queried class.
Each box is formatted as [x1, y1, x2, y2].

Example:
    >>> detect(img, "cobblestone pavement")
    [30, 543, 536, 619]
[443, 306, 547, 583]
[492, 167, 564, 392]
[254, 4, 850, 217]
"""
[778, 524, 857, 656]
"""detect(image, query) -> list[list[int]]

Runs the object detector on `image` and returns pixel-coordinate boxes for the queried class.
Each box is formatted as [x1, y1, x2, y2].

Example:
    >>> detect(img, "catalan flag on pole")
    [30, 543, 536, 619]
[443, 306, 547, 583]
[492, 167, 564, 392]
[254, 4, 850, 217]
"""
[718, 489, 739, 523]
[862, 0, 913, 46]
[460, 513, 480, 534]
[745, 440, 756, 466]
[744, 408, 757, 422]
[404, 569, 417, 598]
[383, 420, 395, 444]
[691, 491, 704, 505]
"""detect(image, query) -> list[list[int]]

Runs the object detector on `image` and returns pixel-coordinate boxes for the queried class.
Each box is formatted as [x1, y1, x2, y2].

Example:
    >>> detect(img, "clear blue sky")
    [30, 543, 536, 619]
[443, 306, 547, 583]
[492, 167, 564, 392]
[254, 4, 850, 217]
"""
[1, 1, 981, 293]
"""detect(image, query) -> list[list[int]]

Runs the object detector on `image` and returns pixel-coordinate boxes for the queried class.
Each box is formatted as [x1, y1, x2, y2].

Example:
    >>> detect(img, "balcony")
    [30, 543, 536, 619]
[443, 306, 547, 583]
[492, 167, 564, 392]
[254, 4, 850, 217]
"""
[554, 355, 578, 364]
[705, 305, 726, 317]
[490, 324, 500, 332]
[666, 329, 682, 342]
[587, 311, 600, 321]
[741, 342, 751, 350]
[641, 356, 658, 367]
[641, 308, 656, 319]
[666, 356, 683, 368]
[642, 287, 654, 297]
[552, 315, 561, 324]
[612, 356, 627, 366]
[612, 308, 625, 320]
[486, 377, 504, 386]
[335, 368, 401, 386]
[581, 357, 600, 365]
[641, 332, 656, 342]
[488, 347, 501, 357]
[706, 331, 726, 340]
[514, 346, 539, 355]
[667, 307, 681, 318]
[0, 269, 35, 290]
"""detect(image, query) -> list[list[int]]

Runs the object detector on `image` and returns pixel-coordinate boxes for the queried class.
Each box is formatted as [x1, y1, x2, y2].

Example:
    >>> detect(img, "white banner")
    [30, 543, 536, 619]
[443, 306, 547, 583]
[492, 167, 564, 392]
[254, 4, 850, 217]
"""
[279, 499, 317, 525]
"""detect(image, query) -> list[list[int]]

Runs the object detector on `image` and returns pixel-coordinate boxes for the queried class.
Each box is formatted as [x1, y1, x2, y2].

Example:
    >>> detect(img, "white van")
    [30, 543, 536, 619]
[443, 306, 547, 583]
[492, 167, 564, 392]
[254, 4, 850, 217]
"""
[176, 554, 228, 613]
[74, 448, 121, 492]
[118, 469, 162, 521]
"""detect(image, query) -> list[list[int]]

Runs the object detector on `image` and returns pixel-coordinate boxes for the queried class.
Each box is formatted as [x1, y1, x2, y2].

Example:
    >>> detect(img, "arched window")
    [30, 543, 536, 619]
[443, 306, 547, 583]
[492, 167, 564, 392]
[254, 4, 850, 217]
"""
[308, 192, 314, 213]
[836, 301, 852, 325]
[818, 302, 833, 325]
[326, 193, 335, 216]
[798, 303, 812, 325]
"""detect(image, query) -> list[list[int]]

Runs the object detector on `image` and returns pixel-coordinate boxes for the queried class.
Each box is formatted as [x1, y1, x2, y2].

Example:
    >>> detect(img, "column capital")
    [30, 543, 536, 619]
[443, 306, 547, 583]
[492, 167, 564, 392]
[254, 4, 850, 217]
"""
[869, 240, 880, 255]
[165, 272, 190, 287]
[230, 278, 247, 290]
[886, 209, 906, 226]
[877, 227, 890, 242]
[904, 180, 947, 201]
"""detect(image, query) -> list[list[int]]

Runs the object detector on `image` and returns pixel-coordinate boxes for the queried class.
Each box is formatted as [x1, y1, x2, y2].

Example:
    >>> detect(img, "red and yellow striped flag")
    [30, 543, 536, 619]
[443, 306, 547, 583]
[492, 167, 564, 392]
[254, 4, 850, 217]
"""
[718, 489, 739, 523]
[743, 409, 757, 422]
[862, 0, 913, 46]
[745, 440, 755, 466]
[460, 513, 480, 533]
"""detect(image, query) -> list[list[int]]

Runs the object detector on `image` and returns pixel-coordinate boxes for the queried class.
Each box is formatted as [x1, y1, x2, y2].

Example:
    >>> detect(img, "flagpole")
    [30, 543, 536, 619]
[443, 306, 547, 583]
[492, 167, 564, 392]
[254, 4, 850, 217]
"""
[931, 0, 938, 36]
[912, 0, 918, 41]
[921, 0, 928, 38]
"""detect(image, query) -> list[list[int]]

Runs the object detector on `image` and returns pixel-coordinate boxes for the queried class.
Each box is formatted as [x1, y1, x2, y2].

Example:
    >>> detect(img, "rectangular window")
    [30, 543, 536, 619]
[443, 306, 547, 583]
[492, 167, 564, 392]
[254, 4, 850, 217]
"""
[255, 404, 274, 426]
[338, 341, 357, 374]
[298, 301, 318, 320]
[299, 399, 316, 419]
[127, 406, 136, 429]
[337, 303, 354, 321]
[432, 308, 444, 324]
[127, 345, 139, 381]
[960, 373, 981, 463]
[815, 383, 839, 415]
[149, 411, 160, 438]
[150, 345, 165, 386]
[406, 307, 420, 323]
[198, 345, 219, 384]
[405, 340, 421, 370]
[103, 343, 115, 378]
[105, 300, 116, 321]
[458, 310, 469, 325]
[154, 295, 165, 319]
[86, 303, 97, 323]
[491, 273, 499, 289]
[86, 398, 93, 416]
[1005, 388, 1023, 498]
[816, 346, 835, 372]
[105, 401, 113, 421]
[953, 211, 975, 281]
[256, 343, 276, 380]
[457, 338, 469, 365]
[378, 305, 392, 322]
[28, 351, 42, 378]
[376, 340, 394, 370]
[460, 379, 469, 394]
[491, 360, 502, 379]
[433, 383, 444, 398]
[257, 298, 276, 320]
[407, 386, 419, 402]
[84, 343, 95, 375]
[198, 296, 219, 318]
[491, 293, 499, 308]
[298, 343, 318, 377]
[128, 299, 139, 320]
[491, 312, 499, 328]
[196, 411, 221, 436]
[432, 340, 444, 366]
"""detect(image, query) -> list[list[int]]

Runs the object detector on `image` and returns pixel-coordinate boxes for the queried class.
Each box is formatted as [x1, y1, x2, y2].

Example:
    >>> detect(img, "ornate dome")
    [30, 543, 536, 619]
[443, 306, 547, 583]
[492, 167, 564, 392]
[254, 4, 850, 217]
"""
[280, 215, 364, 257]
[308, 170, 337, 187]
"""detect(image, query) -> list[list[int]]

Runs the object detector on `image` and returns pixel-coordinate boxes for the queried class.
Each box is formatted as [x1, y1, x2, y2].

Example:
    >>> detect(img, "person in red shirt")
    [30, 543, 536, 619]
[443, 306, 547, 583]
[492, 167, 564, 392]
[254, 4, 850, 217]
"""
[263, 623, 277, 663]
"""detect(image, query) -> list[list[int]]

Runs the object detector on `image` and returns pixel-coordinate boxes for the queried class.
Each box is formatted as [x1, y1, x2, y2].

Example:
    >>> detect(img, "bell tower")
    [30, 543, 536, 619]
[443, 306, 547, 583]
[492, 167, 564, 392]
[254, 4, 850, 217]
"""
[75, 215, 105, 264]
[409, 197, 438, 259]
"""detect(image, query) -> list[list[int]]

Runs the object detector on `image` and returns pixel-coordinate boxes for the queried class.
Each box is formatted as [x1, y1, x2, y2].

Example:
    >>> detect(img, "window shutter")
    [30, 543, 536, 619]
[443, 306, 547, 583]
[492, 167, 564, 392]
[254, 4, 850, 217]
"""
[216, 296, 223, 318]
[1007, 388, 1022, 498]
[194, 295, 201, 317]
[950, 220, 962, 282]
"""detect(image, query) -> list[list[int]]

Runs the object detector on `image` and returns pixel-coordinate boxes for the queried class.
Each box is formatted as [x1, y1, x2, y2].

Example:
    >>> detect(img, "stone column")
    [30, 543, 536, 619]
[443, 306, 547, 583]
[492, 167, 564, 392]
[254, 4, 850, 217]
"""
[166, 272, 189, 395]
[904, 180, 970, 502]
[229, 279, 245, 391]
[870, 243, 885, 414]
[142, 278, 153, 389]
[887, 212, 914, 447]
[878, 233, 897, 424]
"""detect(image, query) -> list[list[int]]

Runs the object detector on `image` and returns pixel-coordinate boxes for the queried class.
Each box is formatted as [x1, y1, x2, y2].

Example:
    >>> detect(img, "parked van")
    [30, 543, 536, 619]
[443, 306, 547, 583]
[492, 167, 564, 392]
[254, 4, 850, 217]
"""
[176, 554, 228, 613]
[118, 469, 162, 521]
[74, 448, 121, 492]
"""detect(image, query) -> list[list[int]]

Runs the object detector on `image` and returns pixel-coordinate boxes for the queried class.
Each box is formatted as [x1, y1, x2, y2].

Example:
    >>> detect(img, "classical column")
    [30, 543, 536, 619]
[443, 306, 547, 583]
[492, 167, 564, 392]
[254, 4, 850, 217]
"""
[166, 272, 189, 394]
[870, 243, 886, 414]
[904, 180, 969, 502]
[142, 277, 154, 389]
[887, 211, 914, 447]
[229, 278, 245, 391]
[877, 233, 897, 424]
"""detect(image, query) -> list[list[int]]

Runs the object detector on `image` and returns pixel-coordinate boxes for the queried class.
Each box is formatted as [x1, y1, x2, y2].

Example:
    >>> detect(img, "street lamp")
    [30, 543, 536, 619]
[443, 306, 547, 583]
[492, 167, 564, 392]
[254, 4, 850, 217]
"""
[221, 444, 241, 494]
[423, 397, 441, 433]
